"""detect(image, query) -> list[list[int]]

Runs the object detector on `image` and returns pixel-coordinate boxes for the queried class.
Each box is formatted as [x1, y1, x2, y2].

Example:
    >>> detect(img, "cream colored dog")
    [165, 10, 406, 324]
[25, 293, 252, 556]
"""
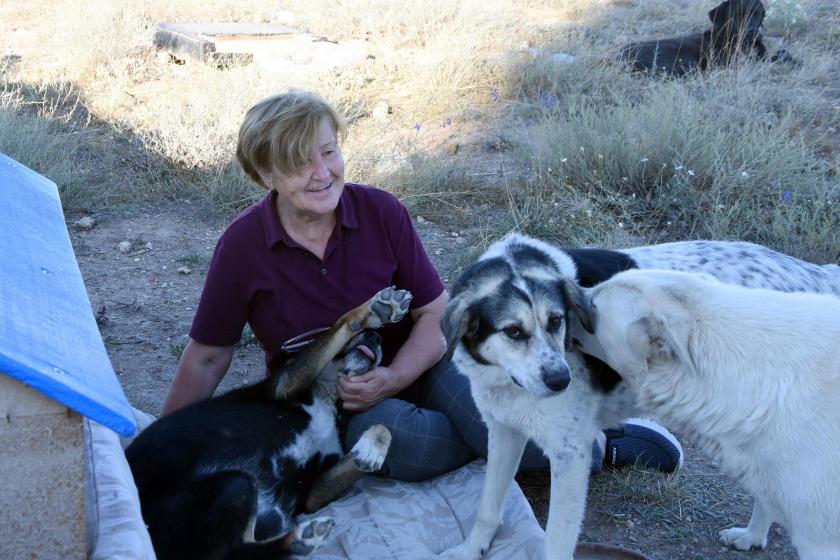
[567, 269, 840, 560]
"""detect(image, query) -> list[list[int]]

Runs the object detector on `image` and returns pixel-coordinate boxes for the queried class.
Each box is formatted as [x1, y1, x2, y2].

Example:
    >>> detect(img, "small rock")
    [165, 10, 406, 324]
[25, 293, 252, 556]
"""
[446, 141, 460, 155]
[371, 100, 390, 122]
[177, 266, 192, 275]
[145, 241, 154, 250]
[550, 52, 576, 64]
[416, 215, 427, 224]
[74, 216, 96, 230]
[118, 241, 132, 253]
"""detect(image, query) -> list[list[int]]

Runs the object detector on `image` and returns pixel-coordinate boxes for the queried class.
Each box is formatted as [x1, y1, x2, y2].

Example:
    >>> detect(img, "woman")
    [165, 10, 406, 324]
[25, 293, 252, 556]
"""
[163, 90, 681, 481]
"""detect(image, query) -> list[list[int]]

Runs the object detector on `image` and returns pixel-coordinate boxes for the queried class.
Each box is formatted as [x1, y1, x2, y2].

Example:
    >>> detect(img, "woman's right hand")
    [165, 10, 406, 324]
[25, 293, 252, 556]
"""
[161, 340, 234, 415]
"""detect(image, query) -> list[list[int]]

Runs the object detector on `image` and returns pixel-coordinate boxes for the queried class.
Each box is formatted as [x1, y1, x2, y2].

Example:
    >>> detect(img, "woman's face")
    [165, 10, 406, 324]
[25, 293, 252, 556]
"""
[260, 116, 345, 221]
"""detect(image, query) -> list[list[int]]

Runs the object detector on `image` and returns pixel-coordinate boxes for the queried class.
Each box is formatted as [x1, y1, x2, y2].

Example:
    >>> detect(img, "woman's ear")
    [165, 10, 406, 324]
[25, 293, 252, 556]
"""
[255, 166, 274, 190]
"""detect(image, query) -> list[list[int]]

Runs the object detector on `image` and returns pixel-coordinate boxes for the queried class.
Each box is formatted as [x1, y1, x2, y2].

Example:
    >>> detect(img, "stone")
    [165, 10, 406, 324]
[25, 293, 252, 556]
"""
[74, 216, 95, 230]
[371, 100, 391, 121]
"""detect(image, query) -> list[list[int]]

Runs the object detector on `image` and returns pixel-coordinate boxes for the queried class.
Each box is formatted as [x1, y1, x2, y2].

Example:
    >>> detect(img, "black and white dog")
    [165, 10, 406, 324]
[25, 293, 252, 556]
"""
[438, 234, 840, 560]
[126, 287, 411, 560]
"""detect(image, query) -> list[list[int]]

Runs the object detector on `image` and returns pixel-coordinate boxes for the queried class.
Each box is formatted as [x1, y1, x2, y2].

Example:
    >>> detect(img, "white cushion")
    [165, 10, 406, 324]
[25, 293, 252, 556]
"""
[84, 410, 156, 560]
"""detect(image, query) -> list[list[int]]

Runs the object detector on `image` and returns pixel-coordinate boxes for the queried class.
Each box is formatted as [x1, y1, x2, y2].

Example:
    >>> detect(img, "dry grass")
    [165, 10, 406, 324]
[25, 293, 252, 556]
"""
[3, 0, 836, 262]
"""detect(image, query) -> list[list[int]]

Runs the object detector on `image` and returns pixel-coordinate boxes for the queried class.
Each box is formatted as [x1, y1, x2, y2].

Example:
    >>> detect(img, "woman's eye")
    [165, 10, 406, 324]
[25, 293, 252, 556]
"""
[503, 325, 525, 340]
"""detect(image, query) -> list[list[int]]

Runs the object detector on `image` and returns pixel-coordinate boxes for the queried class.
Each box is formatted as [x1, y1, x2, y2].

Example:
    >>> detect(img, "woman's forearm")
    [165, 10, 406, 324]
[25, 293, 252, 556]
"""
[161, 340, 234, 415]
[387, 291, 448, 391]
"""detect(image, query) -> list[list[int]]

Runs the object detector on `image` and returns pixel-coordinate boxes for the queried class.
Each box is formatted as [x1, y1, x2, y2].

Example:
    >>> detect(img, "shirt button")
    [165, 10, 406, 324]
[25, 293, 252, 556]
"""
[321, 268, 327, 275]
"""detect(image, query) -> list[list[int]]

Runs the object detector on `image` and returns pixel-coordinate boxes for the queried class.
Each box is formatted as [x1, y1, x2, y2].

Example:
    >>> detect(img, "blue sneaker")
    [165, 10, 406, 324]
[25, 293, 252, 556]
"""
[603, 418, 684, 474]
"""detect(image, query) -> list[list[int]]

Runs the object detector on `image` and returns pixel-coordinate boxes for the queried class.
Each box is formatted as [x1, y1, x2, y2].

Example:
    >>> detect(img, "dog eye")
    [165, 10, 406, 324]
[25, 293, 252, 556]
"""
[547, 316, 564, 332]
[502, 325, 527, 340]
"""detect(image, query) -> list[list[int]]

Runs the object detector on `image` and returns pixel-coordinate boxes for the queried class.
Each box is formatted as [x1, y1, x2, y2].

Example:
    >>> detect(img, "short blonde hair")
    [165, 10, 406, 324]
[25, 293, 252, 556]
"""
[236, 90, 347, 188]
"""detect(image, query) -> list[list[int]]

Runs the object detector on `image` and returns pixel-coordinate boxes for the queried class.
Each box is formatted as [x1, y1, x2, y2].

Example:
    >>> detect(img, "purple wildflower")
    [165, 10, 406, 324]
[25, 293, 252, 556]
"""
[539, 92, 559, 109]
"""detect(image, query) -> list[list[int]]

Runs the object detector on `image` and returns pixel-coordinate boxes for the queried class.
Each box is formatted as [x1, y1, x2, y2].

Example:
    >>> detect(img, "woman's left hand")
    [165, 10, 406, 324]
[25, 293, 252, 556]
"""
[337, 366, 400, 412]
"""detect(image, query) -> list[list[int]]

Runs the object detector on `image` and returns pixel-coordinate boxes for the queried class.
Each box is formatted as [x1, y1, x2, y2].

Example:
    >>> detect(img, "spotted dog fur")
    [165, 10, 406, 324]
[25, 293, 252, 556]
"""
[438, 234, 840, 560]
[625, 241, 840, 296]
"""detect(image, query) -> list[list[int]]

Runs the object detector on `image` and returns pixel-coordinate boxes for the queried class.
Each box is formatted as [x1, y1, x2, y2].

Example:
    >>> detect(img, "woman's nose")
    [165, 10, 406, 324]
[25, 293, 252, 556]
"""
[311, 155, 330, 180]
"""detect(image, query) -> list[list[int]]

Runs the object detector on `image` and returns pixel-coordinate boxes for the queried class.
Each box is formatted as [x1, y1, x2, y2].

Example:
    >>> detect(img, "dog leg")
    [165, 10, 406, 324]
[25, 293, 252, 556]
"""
[303, 425, 392, 513]
[719, 496, 772, 550]
[271, 287, 412, 398]
[545, 446, 592, 560]
[227, 517, 335, 559]
[285, 517, 336, 556]
[438, 419, 528, 559]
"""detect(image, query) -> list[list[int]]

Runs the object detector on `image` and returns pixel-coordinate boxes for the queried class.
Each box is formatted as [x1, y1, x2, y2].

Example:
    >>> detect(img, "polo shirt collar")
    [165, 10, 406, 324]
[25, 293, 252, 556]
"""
[261, 186, 360, 249]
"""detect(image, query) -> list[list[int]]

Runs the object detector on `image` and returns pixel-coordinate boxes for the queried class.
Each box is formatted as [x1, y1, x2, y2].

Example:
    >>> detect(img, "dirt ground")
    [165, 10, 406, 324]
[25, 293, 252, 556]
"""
[68, 200, 799, 560]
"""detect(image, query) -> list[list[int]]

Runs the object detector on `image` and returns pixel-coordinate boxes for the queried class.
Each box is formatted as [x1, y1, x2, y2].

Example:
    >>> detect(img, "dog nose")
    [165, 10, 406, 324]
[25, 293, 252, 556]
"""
[541, 365, 571, 392]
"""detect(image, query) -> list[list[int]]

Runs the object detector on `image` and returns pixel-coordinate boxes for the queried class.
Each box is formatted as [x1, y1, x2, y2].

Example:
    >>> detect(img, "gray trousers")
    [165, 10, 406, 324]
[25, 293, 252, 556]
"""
[344, 358, 602, 481]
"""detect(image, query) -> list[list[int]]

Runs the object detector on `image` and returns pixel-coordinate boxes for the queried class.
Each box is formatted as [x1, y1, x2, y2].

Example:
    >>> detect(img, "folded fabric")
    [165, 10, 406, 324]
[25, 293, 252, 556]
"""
[295, 460, 545, 560]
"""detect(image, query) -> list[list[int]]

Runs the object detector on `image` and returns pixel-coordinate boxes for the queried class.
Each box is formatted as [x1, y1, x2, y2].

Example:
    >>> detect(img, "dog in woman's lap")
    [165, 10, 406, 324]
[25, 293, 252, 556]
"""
[126, 287, 411, 560]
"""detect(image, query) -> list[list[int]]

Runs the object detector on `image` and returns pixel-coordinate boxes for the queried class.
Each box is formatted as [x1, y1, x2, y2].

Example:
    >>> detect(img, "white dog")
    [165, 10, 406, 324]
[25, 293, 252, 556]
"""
[569, 269, 840, 560]
[439, 234, 840, 560]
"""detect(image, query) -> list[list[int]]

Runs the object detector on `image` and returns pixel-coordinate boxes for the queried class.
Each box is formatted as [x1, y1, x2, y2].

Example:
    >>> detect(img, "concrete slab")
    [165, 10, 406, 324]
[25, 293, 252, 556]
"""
[153, 22, 368, 69]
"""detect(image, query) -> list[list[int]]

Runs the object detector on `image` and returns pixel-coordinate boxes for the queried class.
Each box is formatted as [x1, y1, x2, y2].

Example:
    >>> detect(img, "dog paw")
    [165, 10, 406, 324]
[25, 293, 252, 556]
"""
[367, 287, 412, 328]
[351, 424, 392, 472]
[289, 517, 335, 556]
[719, 527, 766, 551]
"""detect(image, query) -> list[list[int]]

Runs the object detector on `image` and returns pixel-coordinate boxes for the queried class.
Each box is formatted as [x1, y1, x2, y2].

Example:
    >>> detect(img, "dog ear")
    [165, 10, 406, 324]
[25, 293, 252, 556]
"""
[708, 0, 733, 27]
[440, 296, 479, 362]
[630, 313, 698, 373]
[627, 317, 669, 366]
[562, 280, 594, 334]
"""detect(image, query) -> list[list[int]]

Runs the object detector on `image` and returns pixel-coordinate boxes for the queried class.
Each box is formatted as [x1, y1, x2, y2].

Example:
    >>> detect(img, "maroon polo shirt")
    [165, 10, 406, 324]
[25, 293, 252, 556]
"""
[189, 183, 445, 372]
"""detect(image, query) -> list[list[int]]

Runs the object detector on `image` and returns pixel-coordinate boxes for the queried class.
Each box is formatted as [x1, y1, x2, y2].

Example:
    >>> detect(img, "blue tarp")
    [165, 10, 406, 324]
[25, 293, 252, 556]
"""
[0, 153, 136, 436]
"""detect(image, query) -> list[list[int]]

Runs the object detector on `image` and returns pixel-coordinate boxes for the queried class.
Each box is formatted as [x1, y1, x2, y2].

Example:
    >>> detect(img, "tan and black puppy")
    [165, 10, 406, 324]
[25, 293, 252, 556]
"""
[618, 0, 775, 77]
[126, 287, 411, 560]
